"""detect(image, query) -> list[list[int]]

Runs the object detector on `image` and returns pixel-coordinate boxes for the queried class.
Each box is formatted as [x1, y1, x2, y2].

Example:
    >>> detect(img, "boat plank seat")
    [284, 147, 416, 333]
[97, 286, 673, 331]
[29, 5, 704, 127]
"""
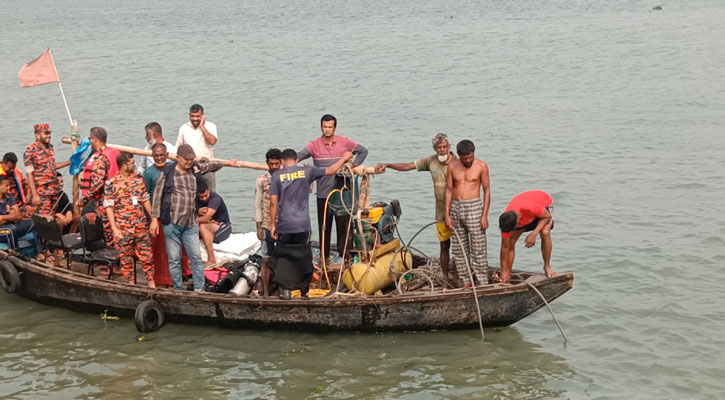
[79, 214, 131, 281]
[31, 214, 83, 269]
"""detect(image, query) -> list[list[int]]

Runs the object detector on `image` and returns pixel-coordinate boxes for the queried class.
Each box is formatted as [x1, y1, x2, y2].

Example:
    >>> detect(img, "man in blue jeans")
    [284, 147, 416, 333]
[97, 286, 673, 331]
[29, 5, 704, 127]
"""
[0, 175, 41, 256]
[149, 144, 241, 291]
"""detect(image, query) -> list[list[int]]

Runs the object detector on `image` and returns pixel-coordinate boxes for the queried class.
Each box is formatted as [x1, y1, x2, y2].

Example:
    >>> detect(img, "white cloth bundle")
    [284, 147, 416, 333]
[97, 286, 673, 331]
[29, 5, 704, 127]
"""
[200, 232, 261, 265]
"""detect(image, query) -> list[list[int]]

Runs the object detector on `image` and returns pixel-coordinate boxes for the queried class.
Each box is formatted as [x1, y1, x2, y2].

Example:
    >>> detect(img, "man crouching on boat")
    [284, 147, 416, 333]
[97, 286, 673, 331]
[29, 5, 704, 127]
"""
[498, 190, 556, 283]
[103, 152, 155, 287]
[149, 144, 242, 291]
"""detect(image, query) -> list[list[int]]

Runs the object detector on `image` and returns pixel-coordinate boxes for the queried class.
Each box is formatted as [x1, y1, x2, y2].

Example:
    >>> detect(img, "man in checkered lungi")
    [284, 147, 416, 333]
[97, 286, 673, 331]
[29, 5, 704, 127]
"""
[444, 140, 491, 287]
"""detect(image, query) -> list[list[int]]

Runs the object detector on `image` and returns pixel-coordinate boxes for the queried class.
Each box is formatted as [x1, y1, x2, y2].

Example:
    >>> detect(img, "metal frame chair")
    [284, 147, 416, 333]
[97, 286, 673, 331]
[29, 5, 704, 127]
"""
[78, 214, 131, 281]
[31, 214, 83, 269]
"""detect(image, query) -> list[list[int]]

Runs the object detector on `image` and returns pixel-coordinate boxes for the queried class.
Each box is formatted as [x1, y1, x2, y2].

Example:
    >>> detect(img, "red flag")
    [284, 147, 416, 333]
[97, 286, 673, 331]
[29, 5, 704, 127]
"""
[18, 49, 60, 88]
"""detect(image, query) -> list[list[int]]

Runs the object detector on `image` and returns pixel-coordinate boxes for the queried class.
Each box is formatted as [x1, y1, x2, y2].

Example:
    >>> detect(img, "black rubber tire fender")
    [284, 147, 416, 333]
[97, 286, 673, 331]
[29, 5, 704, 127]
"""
[0, 260, 21, 294]
[134, 299, 165, 333]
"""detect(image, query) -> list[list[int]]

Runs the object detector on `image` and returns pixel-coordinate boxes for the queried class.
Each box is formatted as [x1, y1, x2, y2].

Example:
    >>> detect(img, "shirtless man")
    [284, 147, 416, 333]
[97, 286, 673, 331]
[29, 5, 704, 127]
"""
[444, 140, 491, 287]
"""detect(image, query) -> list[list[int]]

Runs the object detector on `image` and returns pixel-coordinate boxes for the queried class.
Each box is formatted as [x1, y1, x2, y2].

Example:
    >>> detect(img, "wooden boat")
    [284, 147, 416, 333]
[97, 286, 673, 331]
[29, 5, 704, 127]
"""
[0, 248, 573, 333]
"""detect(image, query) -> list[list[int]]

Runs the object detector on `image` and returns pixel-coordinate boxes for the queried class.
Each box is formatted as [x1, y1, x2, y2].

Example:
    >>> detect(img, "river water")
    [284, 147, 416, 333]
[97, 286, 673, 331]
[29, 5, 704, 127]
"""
[2, 0, 724, 398]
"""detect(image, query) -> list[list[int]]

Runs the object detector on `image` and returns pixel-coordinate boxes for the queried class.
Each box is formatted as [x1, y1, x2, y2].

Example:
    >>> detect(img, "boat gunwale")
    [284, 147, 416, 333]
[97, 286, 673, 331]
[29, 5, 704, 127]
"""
[2, 249, 573, 308]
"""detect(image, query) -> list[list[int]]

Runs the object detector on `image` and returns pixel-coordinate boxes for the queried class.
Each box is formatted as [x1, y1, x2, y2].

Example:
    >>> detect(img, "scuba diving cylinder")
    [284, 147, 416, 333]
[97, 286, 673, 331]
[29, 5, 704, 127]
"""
[229, 258, 261, 296]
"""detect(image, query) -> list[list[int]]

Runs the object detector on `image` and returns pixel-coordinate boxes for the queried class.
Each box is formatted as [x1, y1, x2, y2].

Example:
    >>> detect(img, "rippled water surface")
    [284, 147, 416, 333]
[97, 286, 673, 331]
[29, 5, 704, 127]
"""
[2, 0, 725, 398]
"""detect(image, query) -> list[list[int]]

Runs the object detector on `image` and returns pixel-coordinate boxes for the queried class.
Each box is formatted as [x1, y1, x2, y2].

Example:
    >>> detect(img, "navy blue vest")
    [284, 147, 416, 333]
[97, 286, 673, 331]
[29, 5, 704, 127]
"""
[159, 163, 203, 225]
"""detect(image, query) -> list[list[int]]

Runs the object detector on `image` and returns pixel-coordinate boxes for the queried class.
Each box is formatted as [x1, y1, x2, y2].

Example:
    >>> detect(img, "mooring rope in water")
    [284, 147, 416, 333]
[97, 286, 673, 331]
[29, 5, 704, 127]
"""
[525, 280, 569, 343]
[450, 227, 486, 342]
[390, 220, 485, 341]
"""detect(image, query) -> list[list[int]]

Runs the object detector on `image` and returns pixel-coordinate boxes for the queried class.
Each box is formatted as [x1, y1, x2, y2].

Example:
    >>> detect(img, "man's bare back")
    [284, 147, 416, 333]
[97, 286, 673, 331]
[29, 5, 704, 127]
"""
[448, 158, 489, 200]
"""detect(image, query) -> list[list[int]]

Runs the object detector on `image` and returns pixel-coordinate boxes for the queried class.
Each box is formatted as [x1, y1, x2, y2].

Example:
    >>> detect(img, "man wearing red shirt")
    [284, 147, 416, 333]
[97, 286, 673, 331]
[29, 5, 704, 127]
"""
[498, 190, 556, 283]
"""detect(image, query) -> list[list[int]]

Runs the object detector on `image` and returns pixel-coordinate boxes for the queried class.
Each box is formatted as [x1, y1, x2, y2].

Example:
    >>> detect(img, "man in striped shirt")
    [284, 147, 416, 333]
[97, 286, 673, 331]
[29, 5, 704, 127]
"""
[297, 114, 368, 263]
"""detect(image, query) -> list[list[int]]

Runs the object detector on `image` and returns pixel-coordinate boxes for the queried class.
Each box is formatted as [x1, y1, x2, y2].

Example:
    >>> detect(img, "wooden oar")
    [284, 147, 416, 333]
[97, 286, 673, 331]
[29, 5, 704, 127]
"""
[60, 137, 383, 174]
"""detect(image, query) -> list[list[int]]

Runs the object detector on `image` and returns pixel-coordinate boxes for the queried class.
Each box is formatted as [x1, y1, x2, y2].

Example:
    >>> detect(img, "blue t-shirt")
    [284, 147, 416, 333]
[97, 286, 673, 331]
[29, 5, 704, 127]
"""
[197, 191, 231, 225]
[143, 162, 175, 201]
[0, 193, 17, 216]
[269, 165, 326, 234]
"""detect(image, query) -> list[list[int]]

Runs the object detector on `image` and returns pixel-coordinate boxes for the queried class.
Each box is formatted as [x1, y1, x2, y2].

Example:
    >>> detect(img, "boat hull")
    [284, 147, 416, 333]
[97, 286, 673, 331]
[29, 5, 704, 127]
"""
[2, 251, 573, 332]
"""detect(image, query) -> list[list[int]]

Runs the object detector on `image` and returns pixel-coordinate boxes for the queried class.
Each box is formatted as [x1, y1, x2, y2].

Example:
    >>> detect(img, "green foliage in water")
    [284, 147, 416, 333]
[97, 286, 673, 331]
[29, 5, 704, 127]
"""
[99, 309, 120, 321]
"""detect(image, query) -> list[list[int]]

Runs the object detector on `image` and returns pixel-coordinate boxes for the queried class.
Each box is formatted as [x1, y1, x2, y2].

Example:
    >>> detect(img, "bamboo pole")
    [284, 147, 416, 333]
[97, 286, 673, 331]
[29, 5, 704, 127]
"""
[61, 137, 268, 171]
[68, 123, 81, 233]
[60, 137, 383, 174]
[69, 126, 80, 213]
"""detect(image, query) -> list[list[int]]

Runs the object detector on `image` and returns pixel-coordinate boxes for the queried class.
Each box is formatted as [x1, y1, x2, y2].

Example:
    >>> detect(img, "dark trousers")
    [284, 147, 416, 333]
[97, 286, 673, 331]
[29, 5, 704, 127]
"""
[0, 219, 42, 253]
[277, 231, 310, 245]
[271, 232, 313, 292]
[316, 198, 351, 260]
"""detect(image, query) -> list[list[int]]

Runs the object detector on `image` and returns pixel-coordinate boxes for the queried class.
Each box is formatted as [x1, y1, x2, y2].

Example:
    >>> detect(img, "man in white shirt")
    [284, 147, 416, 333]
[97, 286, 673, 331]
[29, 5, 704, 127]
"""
[137, 122, 177, 175]
[175, 104, 218, 191]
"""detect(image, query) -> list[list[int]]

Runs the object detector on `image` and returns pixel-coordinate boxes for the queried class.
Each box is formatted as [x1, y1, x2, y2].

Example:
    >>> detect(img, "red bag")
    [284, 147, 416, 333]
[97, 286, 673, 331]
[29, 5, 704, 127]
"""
[204, 267, 228, 284]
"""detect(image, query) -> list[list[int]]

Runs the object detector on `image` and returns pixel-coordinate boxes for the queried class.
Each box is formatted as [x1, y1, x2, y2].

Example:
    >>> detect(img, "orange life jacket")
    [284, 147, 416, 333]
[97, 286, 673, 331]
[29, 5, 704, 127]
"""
[80, 147, 119, 197]
[0, 164, 26, 203]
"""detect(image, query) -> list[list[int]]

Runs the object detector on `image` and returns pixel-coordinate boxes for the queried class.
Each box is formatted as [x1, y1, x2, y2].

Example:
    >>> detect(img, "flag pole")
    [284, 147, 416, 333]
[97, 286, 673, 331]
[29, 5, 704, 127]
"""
[47, 48, 74, 128]
[47, 47, 80, 216]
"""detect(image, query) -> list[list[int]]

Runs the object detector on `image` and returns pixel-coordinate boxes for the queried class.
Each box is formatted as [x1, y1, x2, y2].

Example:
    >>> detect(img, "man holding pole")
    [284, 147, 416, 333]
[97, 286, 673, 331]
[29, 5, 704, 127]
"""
[375, 133, 460, 285]
[269, 149, 353, 299]
[142, 142, 192, 287]
[253, 148, 282, 297]
[149, 144, 241, 291]
[18, 49, 81, 218]
[76, 127, 119, 245]
[138, 122, 176, 175]
[297, 114, 368, 264]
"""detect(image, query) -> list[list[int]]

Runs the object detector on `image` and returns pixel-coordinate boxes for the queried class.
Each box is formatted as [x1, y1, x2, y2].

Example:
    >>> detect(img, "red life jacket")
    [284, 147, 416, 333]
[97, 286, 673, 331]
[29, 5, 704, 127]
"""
[80, 147, 119, 197]
[0, 165, 25, 203]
